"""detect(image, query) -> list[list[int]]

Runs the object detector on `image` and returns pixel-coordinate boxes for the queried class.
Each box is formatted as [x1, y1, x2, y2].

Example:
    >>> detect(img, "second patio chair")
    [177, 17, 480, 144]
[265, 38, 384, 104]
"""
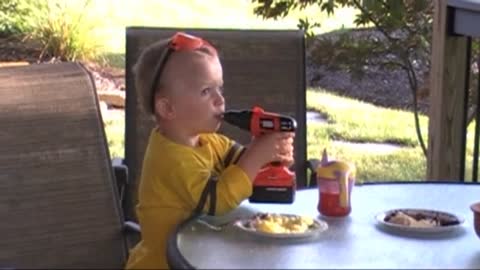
[0, 62, 136, 268]
[123, 27, 309, 223]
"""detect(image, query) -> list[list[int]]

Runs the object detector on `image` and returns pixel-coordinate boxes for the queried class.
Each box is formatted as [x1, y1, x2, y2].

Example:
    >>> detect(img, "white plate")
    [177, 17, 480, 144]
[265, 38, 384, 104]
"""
[232, 213, 328, 239]
[375, 208, 465, 234]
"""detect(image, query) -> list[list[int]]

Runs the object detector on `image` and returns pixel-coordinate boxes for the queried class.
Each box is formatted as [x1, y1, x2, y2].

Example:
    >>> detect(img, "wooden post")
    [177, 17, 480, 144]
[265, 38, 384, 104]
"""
[427, 0, 469, 180]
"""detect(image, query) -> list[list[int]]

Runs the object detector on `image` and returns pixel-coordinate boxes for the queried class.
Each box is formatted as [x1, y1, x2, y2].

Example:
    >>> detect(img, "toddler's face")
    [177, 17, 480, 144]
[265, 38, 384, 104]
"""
[165, 51, 225, 134]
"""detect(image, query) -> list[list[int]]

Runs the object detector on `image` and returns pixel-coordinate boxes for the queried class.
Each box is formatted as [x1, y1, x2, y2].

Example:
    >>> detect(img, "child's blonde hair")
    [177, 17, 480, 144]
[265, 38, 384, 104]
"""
[133, 35, 218, 116]
[132, 38, 170, 116]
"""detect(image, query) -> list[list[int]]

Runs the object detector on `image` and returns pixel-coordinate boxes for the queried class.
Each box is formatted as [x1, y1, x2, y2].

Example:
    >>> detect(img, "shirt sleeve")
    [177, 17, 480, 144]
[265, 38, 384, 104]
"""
[183, 134, 252, 216]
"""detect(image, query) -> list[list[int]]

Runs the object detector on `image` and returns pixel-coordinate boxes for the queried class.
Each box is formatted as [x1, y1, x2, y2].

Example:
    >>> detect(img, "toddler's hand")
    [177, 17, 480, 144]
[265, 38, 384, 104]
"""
[249, 132, 295, 165]
[273, 132, 295, 167]
[236, 132, 295, 181]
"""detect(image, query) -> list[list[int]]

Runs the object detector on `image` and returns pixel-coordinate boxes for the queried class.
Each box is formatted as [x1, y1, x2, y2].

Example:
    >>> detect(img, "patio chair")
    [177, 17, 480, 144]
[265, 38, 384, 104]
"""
[123, 27, 311, 222]
[0, 62, 137, 269]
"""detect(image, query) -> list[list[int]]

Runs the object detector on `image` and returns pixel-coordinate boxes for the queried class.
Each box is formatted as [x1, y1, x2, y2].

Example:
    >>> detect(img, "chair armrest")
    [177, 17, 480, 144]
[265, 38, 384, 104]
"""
[306, 158, 321, 188]
[112, 156, 125, 166]
[123, 220, 142, 250]
[112, 157, 127, 173]
[112, 157, 128, 186]
[112, 157, 128, 211]
[124, 220, 141, 233]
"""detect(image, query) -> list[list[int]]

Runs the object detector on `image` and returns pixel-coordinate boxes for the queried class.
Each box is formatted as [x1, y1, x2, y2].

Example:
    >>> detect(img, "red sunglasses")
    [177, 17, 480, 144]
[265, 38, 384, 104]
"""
[149, 32, 217, 114]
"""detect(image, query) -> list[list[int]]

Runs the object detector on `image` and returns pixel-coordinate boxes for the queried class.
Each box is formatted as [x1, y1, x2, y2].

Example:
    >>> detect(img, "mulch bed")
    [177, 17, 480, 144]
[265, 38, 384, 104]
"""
[0, 34, 428, 114]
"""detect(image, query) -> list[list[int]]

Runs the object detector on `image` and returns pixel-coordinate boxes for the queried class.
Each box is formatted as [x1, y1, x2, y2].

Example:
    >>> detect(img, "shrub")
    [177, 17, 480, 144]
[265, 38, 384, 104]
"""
[24, 0, 105, 62]
[0, 0, 34, 36]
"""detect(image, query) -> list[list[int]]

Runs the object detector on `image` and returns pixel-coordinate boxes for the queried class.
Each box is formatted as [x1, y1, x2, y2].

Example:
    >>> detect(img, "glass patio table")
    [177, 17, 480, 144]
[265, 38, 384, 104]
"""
[167, 182, 480, 269]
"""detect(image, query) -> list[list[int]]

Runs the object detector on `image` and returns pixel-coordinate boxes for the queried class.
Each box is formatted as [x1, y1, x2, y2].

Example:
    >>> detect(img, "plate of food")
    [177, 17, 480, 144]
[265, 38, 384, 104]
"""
[232, 212, 328, 239]
[375, 208, 465, 234]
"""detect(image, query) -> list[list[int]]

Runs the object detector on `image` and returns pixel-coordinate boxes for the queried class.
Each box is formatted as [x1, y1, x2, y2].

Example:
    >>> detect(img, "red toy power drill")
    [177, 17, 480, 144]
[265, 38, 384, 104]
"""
[222, 106, 297, 204]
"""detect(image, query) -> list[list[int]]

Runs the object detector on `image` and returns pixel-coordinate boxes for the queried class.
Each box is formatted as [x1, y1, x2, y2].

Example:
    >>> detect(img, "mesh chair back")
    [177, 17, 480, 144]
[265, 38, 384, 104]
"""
[0, 62, 127, 268]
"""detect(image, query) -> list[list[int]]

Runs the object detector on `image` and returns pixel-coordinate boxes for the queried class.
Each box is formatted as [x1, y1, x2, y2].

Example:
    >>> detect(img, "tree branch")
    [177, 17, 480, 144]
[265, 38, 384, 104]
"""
[403, 55, 428, 157]
[379, 0, 391, 12]
[351, 0, 400, 44]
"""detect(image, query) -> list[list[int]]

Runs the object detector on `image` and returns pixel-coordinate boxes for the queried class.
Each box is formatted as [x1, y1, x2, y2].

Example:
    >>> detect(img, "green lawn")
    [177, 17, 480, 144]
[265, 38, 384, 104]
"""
[305, 89, 480, 183]
[306, 90, 427, 183]
[104, 89, 428, 183]
[104, 88, 480, 183]
[78, 0, 358, 68]
[104, 115, 124, 160]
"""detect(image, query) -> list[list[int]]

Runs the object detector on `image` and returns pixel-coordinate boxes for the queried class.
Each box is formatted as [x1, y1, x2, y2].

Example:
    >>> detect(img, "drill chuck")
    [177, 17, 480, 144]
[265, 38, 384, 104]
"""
[222, 110, 253, 131]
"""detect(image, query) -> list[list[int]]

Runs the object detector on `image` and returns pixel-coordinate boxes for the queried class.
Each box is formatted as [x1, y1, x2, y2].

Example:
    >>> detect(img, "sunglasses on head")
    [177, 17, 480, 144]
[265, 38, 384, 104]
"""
[149, 32, 217, 114]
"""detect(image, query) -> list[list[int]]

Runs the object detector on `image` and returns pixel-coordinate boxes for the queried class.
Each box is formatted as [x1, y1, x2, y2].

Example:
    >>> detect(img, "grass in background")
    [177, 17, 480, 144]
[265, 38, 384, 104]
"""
[464, 120, 480, 182]
[103, 115, 124, 159]
[307, 90, 429, 146]
[103, 89, 428, 182]
[86, 0, 358, 67]
[103, 87, 480, 183]
[306, 89, 480, 183]
[306, 89, 428, 183]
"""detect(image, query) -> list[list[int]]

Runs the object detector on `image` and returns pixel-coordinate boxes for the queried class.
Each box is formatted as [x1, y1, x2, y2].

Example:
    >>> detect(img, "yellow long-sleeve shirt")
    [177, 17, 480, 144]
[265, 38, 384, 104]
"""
[125, 129, 252, 269]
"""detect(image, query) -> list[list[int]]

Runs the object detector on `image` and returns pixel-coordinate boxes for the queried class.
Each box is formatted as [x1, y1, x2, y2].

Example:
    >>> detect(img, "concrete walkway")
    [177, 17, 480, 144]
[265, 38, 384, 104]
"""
[306, 111, 328, 124]
[332, 140, 402, 154]
[307, 110, 403, 154]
